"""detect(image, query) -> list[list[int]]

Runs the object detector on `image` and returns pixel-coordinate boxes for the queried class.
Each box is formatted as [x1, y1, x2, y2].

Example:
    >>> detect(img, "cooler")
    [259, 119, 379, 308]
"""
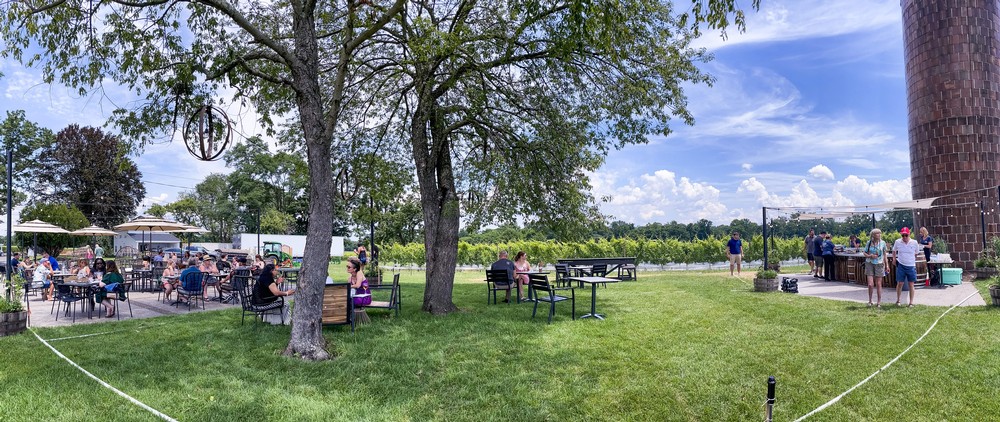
[941, 268, 962, 285]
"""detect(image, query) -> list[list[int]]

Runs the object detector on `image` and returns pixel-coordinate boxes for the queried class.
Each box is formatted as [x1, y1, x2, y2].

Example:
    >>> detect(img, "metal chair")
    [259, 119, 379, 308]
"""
[234, 272, 284, 324]
[175, 271, 206, 311]
[528, 274, 575, 324]
[53, 283, 88, 323]
[486, 269, 516, 304]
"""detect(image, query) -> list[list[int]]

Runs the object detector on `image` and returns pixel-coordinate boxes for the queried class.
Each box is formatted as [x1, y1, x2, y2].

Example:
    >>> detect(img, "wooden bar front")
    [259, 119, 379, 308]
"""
[828, 253, 926, 288]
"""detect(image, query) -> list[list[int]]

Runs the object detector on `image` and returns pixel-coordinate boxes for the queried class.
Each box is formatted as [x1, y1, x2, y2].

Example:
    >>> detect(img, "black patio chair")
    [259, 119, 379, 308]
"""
[175, 270, 206, 311]
[486, 269, 516, 304]
[528, 274, 575, 324]
[53, 283, 88, 323]
[234, 272, 284, 325]
[367, 273, 401, 316]
[554, 264, 570, 287]
[112, 282, 134, 320]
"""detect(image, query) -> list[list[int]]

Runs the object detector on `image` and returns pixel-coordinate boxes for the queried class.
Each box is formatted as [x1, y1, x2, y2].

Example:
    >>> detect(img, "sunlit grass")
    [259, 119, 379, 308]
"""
[1, 269, 998, 421]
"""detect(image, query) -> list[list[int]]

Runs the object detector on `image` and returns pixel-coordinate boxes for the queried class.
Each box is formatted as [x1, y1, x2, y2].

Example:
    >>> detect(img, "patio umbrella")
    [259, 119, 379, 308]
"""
[166, 225, 209, 252]
[69, 225, 117, 259]
[12, 219, 70, 262]
[114, 216, 187, 257]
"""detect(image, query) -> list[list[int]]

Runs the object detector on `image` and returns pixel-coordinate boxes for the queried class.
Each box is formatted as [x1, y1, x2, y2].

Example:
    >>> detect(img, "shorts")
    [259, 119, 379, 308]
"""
[807, 253, 815, 261]
[814, 255, 824, 266]
[864, 262, 886, 277]
[897, 264, 917, 283]
[728, 254, 742, 264]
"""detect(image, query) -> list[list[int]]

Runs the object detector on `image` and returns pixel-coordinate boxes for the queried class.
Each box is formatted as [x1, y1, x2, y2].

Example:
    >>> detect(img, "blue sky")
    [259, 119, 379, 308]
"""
[1, 0, 911, 227]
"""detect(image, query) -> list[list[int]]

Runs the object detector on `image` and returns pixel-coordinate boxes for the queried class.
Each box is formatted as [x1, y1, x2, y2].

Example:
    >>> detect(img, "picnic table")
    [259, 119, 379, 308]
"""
[557, 257, 637, 280]
[565, 276, 619, 320]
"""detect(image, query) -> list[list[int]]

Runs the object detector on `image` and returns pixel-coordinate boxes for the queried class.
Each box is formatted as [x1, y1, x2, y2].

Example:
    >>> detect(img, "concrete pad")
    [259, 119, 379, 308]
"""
[781, 273, 986, 307]
[24, 291, 239, 328]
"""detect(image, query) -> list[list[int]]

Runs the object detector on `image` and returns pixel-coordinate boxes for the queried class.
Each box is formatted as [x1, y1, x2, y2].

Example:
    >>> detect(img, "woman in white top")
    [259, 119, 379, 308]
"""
[862, 229, 889, 308]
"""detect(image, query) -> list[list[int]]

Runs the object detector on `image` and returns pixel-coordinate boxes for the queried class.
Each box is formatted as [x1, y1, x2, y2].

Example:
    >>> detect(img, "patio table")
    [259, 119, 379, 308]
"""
[564, 276, 619, 320]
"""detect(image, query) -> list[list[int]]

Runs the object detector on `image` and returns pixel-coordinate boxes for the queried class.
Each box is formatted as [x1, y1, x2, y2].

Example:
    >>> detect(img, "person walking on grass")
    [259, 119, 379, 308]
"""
[892, 227, 921, 307]
[804, 229, 817, 276]
[863, 228, 889, 308]
[726, 232, 744, 276]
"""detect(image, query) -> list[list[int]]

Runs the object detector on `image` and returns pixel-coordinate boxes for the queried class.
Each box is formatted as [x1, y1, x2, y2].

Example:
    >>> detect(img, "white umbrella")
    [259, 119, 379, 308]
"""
[114, 216, 187, 257]
[12, 219, 70, 261]
[70, 225, 118, 259]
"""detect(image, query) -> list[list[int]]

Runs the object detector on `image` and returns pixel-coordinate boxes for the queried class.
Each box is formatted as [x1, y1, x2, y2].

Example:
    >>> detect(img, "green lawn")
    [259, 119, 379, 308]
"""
[2, 269, 999, 421]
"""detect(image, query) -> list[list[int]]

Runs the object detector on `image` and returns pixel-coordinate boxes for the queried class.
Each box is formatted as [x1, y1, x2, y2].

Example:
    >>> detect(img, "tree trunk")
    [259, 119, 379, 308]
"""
[411, 90, 459, 315]
[283, 2, 333, 361]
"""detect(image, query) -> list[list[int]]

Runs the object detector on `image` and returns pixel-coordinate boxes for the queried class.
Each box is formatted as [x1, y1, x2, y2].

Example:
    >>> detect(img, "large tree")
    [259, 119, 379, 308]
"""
[350, 0, 759, 313]
[2, 0, 406, 360]
[0, 111, 53, 214]
[35, 125, 145, 228]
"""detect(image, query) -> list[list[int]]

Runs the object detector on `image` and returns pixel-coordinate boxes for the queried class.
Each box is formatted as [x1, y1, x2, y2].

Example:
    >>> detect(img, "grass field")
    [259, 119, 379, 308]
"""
[1, 268, 999, 421]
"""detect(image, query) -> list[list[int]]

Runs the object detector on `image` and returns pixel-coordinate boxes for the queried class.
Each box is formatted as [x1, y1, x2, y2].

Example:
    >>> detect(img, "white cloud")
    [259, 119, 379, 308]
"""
[736, 175, 911, 209]
[741, 163, 753, 171]
[808, 164, 834, 180]
[695, 0, 902, 50]
[591, 169, 731, 224]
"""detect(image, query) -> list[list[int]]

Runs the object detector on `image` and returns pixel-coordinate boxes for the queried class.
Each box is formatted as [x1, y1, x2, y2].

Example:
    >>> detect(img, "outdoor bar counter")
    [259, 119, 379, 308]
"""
[826, 250, 931, 288]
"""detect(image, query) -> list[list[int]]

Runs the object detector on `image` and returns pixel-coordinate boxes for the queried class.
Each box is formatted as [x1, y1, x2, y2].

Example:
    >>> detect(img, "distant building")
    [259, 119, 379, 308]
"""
[114, 231, 181, 255]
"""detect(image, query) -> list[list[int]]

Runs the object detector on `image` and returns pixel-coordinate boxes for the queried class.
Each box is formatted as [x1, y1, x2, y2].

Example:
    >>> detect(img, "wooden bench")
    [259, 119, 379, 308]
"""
[322, 282, 355, 332]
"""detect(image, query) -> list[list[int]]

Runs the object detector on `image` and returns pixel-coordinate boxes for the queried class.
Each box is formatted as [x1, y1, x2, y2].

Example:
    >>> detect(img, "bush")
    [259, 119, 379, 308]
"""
[755, 269, 777, 280]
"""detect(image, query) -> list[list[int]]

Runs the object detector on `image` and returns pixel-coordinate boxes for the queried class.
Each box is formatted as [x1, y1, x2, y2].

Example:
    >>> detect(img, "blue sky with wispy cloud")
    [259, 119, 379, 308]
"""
[1, 0, 912, 226]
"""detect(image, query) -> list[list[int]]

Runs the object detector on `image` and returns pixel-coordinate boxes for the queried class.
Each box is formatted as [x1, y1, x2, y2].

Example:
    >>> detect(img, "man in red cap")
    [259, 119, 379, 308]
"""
[891, 227, 921, 307]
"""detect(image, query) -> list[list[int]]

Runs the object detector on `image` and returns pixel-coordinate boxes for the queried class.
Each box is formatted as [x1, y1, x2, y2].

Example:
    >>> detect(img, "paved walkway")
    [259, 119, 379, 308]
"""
[783, 273, 986, 307]
[24, 291, 239, 328]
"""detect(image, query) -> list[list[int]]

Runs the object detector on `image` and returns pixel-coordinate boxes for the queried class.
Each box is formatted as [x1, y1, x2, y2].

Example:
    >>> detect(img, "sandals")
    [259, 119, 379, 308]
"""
[867, 302, 873, 307]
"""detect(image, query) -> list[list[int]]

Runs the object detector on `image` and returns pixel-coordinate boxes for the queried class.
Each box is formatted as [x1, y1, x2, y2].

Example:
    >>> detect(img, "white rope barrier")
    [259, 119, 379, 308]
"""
[31, 328, 178, 422]
[793, 290, 980, 421]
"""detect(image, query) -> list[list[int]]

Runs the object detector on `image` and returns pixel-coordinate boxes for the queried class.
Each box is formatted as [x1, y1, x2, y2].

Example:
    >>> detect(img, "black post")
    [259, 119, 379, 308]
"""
[369, 195, 375, 267]
[256, 209, 261, 257]
[4, 146, 11, 299]
[765, 376, 776, 422]
[981, 197, 987, 249]
[871, 213, 876, 229]
[762, 207, 768, 270]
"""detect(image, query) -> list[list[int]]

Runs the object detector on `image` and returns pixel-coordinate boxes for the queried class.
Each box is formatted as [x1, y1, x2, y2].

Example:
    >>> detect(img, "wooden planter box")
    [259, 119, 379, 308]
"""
[0, 311, 28, 337]
[754, 278, 779, 292]
[972, 268, 998, 280]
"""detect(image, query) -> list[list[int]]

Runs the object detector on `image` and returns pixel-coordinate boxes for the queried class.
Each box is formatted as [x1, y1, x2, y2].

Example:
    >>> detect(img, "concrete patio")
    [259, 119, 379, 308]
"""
[24, 290, 239, 328]
[783, 273, 986, 307]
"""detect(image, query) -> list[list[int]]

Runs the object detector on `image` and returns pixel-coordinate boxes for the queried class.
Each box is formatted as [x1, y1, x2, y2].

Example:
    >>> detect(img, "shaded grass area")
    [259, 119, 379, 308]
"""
[1, 270, 999, 421]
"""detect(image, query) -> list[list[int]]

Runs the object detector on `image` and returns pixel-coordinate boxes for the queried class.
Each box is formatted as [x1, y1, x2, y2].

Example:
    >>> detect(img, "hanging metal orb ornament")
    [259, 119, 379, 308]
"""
[336, 166, 359, 201]
[183, 105, 233, 161]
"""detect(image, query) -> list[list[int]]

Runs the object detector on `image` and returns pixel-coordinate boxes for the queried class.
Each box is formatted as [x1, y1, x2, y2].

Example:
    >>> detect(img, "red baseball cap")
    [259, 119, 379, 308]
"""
[900, 227, 911, 235]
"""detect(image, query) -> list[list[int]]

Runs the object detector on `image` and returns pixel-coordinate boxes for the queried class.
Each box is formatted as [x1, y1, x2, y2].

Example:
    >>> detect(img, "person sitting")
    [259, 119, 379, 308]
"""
[199, 255, 221, 299]
[140, 256, 152, 270]
[33, 259, 53, 300]
[95, 261, 125, 318]
[71, 258, 91, 280]
[91, 258, 107, 280]
[849, 234, 862, 249]
[252, 263, 294, 306]
[346, 257, 370, 307]
[161, 258, 179, 301]
[490, 250, 517, 303]
[176, 257, 203, 303]
[513, 251, 531, 302]
[153, 250, 164, 264]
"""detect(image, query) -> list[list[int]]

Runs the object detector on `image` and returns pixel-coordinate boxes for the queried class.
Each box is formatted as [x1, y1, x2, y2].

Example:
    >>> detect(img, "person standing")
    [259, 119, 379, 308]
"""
[94, 243, 104, 259]
[849, 234, 861, 249]
[726, 232, 744, 276]
[813, 231, 826, 279]
[822, 234, 836, 281]
[892, 227, 921, 307]
[863, 228, 889, 307]
[804, 229, 817, 276]
[918, 227, 935, 284]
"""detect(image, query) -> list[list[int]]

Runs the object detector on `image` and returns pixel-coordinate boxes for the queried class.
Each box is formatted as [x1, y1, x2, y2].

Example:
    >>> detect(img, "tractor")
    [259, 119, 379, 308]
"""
[262, 241, 293, 265]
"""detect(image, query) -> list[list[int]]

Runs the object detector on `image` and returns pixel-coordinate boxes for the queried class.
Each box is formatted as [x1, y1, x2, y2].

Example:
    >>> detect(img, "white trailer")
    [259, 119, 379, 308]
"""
[233, 233, 345, 258]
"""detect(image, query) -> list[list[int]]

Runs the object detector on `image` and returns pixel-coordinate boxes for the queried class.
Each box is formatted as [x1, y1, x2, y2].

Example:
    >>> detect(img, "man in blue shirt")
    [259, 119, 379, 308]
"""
[179, 258, 203, 292]
[43, 252, 59, 272]
[822, 234, 836, 281]
[727, 232, 744, 276]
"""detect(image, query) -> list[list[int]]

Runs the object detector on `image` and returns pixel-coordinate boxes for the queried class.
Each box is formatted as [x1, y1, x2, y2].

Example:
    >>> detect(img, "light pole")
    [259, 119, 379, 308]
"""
[5, 146, 11, 300]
